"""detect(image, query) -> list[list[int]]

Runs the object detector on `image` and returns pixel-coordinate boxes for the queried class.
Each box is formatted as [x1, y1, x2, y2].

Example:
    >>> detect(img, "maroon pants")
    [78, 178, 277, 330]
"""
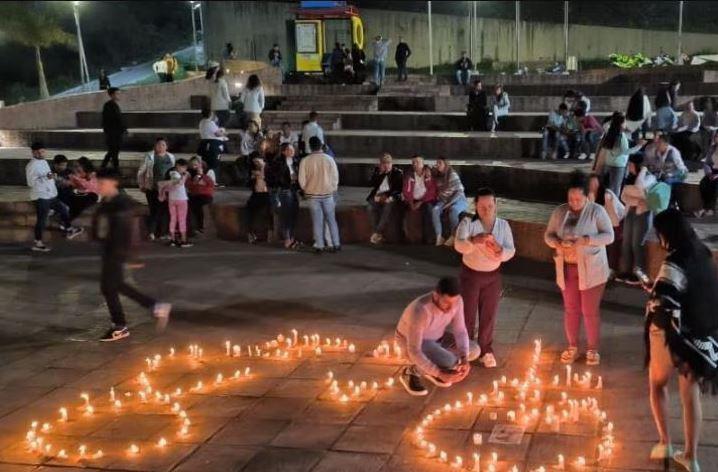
[460, 264, 502, 354]
[561, 264, 605, 350]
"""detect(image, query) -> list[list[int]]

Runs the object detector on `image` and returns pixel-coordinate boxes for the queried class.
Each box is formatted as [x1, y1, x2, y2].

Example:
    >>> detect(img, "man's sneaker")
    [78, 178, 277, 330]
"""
[370, 233, 383, 245]
[560, 346, 579, 364]
[247, 232, 257, 244]
[673, 451, 701, 472]
[435, 236, 445, 246]
[32, 240, 51, 252]
[153, 303, 172, 333]
[443, 236, 455, 247]
[399, 367, 428, 397]
[423, 372, 452, 388]
[100, 326, 130, 342]
[694, 209, 706, 218]
[480, 352, 498, 368]
[624, 274, 641, 286]
[65, 227, 84, 240]
[586, 350, 601, 366]
[179, 242, 194, 248]
[577, 153, 588, 160]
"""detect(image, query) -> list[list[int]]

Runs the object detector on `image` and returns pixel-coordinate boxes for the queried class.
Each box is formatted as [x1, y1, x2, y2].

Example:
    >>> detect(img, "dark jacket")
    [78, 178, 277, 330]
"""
[468, 89, 488, 111]
[268, 49, 282, 62]
[455, 57, 473, 71]
[395, 42, 411, 64]
[655, 86, 677, 110]
[102, 100, 126, 137]
[92, 192, 140, 263]
[270, 155, 300, 190]
[367, 166, 403, 202]
[99, 74, 111, 91]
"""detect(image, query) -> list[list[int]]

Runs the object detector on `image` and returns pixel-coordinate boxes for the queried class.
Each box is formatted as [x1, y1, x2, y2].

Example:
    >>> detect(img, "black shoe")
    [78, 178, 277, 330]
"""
[100, 326, 130, 342]
[313, 247, 324, 254]
[399, 367, 428, 396]
[624, 274, 641, 286]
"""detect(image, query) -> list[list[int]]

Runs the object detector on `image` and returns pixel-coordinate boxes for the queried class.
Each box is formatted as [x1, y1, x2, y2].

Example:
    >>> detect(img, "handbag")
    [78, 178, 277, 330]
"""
[645, 182, 671, 213]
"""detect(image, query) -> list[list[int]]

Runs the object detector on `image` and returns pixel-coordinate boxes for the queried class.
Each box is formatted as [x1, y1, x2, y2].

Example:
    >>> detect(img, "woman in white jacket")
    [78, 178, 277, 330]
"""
[209, 69, 232, 127]
[617, 153, 656, 285]
[240, 74, 265, 129]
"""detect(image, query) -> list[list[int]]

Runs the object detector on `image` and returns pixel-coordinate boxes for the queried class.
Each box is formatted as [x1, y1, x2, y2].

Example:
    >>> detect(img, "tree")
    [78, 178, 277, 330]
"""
[0, 2, 75, 99]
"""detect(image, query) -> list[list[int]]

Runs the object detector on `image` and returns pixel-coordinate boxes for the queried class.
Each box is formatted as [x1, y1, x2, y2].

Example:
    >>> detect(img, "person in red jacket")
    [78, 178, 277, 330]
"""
[402, 155, 437, 243]
[186, 157, 215, 235]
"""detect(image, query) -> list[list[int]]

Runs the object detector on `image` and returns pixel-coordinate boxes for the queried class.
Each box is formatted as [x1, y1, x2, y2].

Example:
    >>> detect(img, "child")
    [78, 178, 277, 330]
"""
[26, 142, 83, 252]
[186, 157, 215, 234]
[245, 153, 272, 244]
[92, 168, 171, 341]
[164, 159, 192, 248]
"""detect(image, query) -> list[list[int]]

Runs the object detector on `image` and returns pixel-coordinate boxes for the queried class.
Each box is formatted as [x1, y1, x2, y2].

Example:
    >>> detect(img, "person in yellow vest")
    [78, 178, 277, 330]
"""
[164, 54, 178, 83]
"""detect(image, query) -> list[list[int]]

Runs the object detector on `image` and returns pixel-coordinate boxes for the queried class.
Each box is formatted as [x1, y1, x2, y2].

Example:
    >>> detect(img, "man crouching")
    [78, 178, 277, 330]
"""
[396, 277, 481, 396]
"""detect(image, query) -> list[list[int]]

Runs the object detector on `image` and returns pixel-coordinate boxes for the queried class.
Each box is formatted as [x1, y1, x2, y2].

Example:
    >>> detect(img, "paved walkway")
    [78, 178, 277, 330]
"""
[0, 240, 716, 471]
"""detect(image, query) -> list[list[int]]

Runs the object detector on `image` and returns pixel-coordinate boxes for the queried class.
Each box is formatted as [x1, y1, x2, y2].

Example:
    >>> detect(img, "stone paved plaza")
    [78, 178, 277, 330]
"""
[0, 240, 716, 472]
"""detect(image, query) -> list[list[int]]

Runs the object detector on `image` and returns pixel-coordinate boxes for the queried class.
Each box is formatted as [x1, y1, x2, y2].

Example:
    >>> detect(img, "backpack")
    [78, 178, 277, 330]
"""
[646, 182, 671, 213]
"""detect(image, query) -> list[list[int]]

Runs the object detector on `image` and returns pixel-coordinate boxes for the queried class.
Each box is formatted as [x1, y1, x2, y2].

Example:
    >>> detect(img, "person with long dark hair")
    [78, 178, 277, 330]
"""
[600, 112, 645, 195]
[654, 79, 680, 132]
[490, 84, 510, 133]
[431, 157, 468, 247]
[240, 74, 265, 129]
[696, 131, 718, 218]
[209, 68, 232, 127]
[626, 87, 652, 140]
[544, 171, 614, 366]
[645, 208, 718, 472]
[271, 143, 301, 250]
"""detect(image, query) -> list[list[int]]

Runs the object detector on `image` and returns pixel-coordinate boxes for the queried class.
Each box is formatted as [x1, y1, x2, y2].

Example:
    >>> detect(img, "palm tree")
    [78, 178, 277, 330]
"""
[0, 2, 75, 99]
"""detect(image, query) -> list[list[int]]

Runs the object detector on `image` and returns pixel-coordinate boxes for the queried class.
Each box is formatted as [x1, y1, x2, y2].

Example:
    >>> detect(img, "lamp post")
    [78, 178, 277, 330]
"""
[190, 1, 198, 71]
[515, 1, 520, 73]
[72, 1, 90, 86]
[563, 1, 569, 66]
[677, 1, 684, 64]
[428, 1, 433, 76]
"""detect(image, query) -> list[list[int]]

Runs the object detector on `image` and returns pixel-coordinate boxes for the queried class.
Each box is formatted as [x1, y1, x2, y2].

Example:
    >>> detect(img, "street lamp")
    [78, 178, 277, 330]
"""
[189, 1, 204, 71]
[71, 1, 90, 86]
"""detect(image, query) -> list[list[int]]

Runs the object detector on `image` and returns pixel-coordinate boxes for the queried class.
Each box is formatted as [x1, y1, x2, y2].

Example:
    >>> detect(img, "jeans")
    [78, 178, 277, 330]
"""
[245, 192, 272, 235]
[432, 198, 468, 239]
[542, 129, 569, 158]
[276, 189, 299, 241]
[581, 130, 602, 155]
[308, 195, 340, 249]
[619, 208, 650, 274]
[214, 110, 230, 128]
[456, 69, 469, 85]
[403, 202, 434, 243]
[460, 265, 502, 355]
[168, 200, 188, 235]
[103, 134, 122, 169]
[189, 195, 213, 232]
[368, 200, 396, 235]
[373, 60, 386, 87]
[655, 106, 677, 132]
[101, 258, 156, 327]
[34, 198, 71, 241]
[145, 190, 169, 238]
[700, 175, 718, 210]
[606, 165, 626, 196]
[396, 61, 408, 81]
[561, 264, 605, 350]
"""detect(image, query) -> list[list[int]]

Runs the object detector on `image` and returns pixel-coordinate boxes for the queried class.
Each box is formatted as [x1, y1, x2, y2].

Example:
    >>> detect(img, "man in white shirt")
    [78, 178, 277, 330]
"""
[301, 111, 324, 155]
[25, 142, 83, 252]
[396, 277, 480, 396]
[279, 121, 299, 149]
[454, 187, 516, 368]
[298, 136, 340, 252]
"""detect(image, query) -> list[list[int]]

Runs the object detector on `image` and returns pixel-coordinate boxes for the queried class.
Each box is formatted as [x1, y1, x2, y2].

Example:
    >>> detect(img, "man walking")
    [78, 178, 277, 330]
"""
[454, 188, 515, 368]
[396, 277, 480, 396]
[101, 87, 126, 169]
[372, 35, 391, 88]
[93, 168, 171, 341]
[298, 136, 340, 253]
[394, 37, 411, 82]
[26, 142, 83, 252]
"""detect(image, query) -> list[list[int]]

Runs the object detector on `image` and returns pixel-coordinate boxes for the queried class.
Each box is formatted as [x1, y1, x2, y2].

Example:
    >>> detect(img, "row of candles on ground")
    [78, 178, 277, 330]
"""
[412, 339, 616, 471]
[325, 371, 395, 402]
[24, 331, 353, 461]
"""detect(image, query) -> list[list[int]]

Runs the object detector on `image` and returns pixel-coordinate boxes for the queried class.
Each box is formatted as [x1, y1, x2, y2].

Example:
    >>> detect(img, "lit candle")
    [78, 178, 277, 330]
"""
[507, 411, 516, 422]
[216, 373, 223, 384]
[596, 376, 603, 389]
[557, 454, 565, 469]
[80, 393, 90, 407]
[92, 450, 104, 459]
[552, 374, 560, 386]
[467, 392, 474, 404]
[84, 405, 94, 416]
[491, 452, 498, 464]
[59, 407, 68, 422]
[576, 456, 586, 468]
[169, 347, 175, 357]
[472, 453, 481, 472]
[41, 422, 51, 433]
[128, 444, 140, 455]
[58, 449, 68, 459]
[292, 329, 298, 345]
[157, 437, 167, 448]
[225, 341, 231, 356]
[114, 399, 122, 409]
[78, 445, 87, 457]
[452, 456, 463, 468]
[566, 365, 572, 386]
[439, 451, 448, 463]
[473, 433, 483, 445]
[110, 387, 116, 402]
[348, 343, 356, 353]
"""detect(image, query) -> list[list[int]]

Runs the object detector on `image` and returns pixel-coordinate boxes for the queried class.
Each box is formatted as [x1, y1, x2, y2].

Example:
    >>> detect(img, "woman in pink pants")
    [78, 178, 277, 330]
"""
[544, 171, 614, 366]
[166, 158, 192, 248]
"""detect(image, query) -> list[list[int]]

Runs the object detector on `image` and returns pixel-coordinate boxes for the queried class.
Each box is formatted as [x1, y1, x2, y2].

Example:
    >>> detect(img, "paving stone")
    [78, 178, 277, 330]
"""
[266, 378, 328, 399]
[333, 425, 406, 454]
[270, 422, 346, 449]
[353, 401, 425, 427]
[186, 395, 256, 418]
[241, 447, 323, 472]
[172, 444, 257, 472]
[105, 440, 196, 471]
[300, 400, 365, 425]
[312, 451, 388, 472]
[241, 397, 313, 420]
[90, 414, 174, 441]
[209, 417, 289, 446]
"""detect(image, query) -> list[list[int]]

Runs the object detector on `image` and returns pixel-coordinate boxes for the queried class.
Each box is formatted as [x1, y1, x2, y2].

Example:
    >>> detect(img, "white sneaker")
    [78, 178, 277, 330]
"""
[435, 236, 445, 246]
[468, 341, 482, 362]
[650, 443, 673, 460]
[586, 350, 601, 366]
[153, 303, 172, 333]
[443, 236, 455, 247]
[694, 210, 705, 218]
[706, 210, 715, 217]
[577, 153, 588, 160]
[673, 451, 701, 472]
[31, 240, 51, 252]
[481, 353, 497, 368]
[369, 233, 382, 245]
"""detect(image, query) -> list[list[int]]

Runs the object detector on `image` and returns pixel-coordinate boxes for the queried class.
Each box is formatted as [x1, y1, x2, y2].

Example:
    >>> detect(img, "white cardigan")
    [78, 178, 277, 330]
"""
[240, 87, 265, 114]
[210, 78, 232, 111]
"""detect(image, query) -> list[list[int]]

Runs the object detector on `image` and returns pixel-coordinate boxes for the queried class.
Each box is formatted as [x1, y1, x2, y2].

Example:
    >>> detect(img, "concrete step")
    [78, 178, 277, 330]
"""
[0, 148, 706, 212]
[277, 95, 379, 112]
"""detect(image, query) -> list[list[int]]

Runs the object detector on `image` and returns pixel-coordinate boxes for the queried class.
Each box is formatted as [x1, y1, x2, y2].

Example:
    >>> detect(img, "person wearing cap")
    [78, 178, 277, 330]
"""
[367, 153, 403, 245]
[454, 187, 516, 368]
[92, 168, 171, 341]
[25, 142, 83, 252]
[396, 276, 480, 396]
[101, 87, 126, 169]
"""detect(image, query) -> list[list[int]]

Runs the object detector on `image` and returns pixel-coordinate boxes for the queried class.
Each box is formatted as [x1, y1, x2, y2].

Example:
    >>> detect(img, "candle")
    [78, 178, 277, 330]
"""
[472, 453, 481, 472]
[491, 452, 498, 464]
[113, 400, 122, 409]
[467, 392, 474, 404]
[179, 425, 189, 436]
[58, 449, 68, 459]
[59, 407, 68, 422]
[157, 437, 167, 448]
[439, 451, 448, 463]
[225, 341, 231, 356]
[41, 422, 51, 433]
[552, 374, 560, 386]
[596, 376, 603, 389]
[507, 411, 516, 422]
[566, 365, 572, 386]
[492, 381, 498, 395]
[128, 444, 140, 455]
[78, 445, 86, 457]
[557, 454, 565, 469]
[452, 456, 463, 468]
[291, 329, 298, 345]
[92, 450, 104, 459]
[216, 373, 223, 384]
[110, 387, 115, 402]
[84, 405, 94, 416]
[80, 393, 90, 407]
[576, 456, 586, 468]
[169, 347, 175, 357]
[473, 433, 483, 445]
[348, 343, 356, 353]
